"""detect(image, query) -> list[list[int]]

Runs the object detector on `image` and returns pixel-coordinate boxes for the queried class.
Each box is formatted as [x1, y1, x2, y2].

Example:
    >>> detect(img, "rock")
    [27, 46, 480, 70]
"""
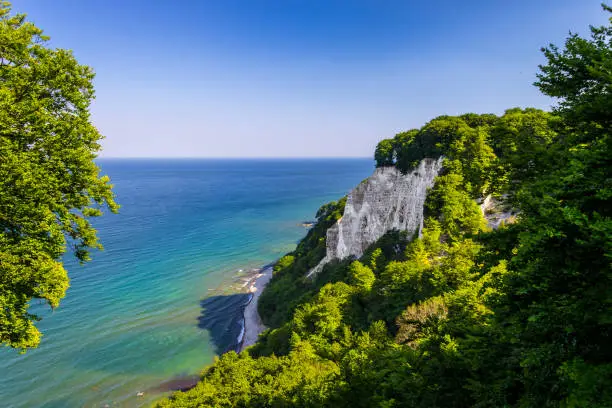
[308, 157, 443, 277]
[479, 194, 517, 229]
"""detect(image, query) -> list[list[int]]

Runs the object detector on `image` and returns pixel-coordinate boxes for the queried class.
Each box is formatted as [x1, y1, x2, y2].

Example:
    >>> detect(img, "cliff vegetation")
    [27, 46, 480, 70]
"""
[159, 7, 611, 407]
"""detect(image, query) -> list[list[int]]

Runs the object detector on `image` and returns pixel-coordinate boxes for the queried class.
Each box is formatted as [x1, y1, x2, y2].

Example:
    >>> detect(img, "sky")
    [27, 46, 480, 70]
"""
[11, 0, 608, 158]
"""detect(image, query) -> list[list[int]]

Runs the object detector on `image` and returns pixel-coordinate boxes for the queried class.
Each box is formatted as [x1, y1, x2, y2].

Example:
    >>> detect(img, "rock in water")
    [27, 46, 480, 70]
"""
[308, 157, 443, 277]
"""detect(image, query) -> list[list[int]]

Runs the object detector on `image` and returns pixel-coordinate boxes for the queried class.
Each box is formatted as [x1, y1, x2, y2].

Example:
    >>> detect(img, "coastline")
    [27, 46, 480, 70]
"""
[238, 266, 273, 352]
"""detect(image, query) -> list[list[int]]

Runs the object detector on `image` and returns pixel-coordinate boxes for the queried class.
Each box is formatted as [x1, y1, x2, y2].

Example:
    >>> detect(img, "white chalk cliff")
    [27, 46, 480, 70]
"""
[308, 157, 444, 277]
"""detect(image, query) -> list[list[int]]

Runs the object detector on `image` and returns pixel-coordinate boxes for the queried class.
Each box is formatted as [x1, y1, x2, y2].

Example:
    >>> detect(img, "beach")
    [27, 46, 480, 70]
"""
[239, 266, 273, 351]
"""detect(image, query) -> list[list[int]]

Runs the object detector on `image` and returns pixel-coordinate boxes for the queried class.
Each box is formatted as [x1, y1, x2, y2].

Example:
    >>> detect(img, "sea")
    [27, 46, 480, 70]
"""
[0, 158, 373, 408]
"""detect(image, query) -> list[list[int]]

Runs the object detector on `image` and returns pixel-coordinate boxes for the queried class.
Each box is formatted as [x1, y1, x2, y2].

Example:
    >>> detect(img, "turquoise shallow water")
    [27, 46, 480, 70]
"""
[0, 158, 373, 408]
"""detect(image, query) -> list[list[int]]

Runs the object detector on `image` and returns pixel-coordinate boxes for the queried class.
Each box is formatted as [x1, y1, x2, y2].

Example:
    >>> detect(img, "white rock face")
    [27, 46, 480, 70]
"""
[308, 157, 443, 277]
[479, 194, 517, 229]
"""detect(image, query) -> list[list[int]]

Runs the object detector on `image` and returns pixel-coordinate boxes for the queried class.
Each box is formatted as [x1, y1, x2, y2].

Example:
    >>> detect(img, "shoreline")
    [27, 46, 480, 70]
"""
[238, 265, 273, 352]
[147, 265, 275, 398]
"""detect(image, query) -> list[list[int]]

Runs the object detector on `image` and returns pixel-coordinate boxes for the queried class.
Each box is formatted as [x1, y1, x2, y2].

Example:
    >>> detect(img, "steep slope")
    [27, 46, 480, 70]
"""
[308, 157, 443, 277]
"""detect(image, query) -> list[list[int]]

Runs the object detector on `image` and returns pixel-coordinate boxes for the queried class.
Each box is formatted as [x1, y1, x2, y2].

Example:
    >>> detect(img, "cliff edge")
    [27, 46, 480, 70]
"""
[308, 157, 443, 277]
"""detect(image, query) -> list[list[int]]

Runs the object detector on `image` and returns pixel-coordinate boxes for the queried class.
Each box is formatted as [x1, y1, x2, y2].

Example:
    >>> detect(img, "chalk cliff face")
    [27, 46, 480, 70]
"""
[308, 157, 443, 277]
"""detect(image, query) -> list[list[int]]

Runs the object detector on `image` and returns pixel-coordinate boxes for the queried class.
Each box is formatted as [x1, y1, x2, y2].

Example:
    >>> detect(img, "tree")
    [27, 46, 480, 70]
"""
[374, 138, 394, 167]
[535, 4, 612, 133]
[0, 2, 118, 351]
[348, 261, 375, 292]
[477, 7, 612, 405]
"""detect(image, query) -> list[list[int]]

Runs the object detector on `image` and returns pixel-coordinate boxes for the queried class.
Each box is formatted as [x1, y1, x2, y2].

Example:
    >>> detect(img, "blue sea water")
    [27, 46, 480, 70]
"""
[0, 158, 373, 408]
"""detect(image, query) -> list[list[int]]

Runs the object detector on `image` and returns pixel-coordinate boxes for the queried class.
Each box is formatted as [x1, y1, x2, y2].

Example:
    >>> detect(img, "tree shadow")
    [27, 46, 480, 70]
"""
[197, 293, 252, 355]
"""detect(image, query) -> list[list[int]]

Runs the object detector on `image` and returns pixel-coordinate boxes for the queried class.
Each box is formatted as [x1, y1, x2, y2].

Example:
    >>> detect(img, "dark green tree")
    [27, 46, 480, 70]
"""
[374, 138, 395, 167]
[478, 6, 612, 406]
[535, 5, 612, 133]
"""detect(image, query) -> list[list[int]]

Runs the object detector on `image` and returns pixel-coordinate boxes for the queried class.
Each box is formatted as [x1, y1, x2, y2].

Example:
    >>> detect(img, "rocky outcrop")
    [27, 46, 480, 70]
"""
[308, 158, 444, 277]
[479, 194, 517, 229]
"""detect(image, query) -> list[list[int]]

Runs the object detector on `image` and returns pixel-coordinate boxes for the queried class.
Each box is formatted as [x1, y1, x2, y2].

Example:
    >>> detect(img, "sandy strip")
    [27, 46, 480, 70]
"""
[239, 266, 273, 351]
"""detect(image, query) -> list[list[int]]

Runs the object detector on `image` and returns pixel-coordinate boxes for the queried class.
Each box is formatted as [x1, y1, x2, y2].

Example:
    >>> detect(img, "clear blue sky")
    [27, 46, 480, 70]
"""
[11, 0, 607, 158]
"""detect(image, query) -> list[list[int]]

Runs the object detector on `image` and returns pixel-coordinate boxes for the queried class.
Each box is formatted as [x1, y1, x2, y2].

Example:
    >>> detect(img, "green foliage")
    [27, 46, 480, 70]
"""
[491, 108, 558, 176]
[535, 5, 612, 134]
[425, 173, 487, 239]
[395, 296, 447, 347]
[468, 9, 612, 406]
[273, 255, 294, 275]
[258, 197, 347, 328]
[0, 2, 117, 350]
[374, 138, 395, 167]
[348, 261, 375, 292]
[156, 349, 340, 408]
[160, 7, 612, 407]
[365, 247, 385, 273]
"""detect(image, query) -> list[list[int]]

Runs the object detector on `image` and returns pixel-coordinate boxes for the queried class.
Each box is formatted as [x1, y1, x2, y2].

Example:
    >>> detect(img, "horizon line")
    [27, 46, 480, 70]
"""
[97, 156, 373, 160]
